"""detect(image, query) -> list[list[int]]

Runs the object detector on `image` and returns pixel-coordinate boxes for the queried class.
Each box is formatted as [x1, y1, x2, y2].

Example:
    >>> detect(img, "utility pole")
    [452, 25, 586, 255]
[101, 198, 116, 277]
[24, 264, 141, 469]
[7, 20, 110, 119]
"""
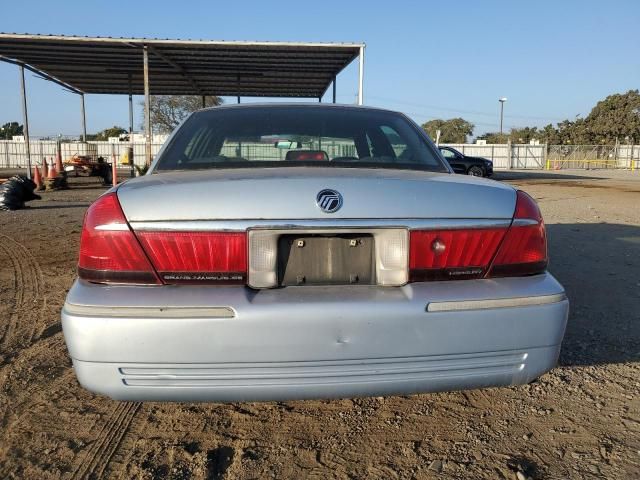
[499, 97, 507, 135]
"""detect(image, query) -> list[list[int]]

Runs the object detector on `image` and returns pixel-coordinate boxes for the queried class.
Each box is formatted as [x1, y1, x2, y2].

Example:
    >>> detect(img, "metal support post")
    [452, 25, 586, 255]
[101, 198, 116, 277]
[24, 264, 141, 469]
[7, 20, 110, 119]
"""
[357, 46, 365, 105]
[80, 93, 87, 142]
[19, 65, 32, 179]
[332, 75, 336, 103]
[143, 46, 152, 166]
[128, 85, 135, 177]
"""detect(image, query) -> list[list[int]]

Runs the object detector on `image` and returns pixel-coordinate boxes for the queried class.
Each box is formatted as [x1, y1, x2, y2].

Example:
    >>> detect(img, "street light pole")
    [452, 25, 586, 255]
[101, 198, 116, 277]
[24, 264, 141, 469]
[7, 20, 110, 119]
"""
[499, 97, 507, 135]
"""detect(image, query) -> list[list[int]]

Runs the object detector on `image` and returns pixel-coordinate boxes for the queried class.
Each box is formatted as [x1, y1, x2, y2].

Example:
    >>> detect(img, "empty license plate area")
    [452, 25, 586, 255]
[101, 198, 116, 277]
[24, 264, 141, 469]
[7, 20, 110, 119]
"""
[248, 228, 408, 288]
[278, 234, 375, 286]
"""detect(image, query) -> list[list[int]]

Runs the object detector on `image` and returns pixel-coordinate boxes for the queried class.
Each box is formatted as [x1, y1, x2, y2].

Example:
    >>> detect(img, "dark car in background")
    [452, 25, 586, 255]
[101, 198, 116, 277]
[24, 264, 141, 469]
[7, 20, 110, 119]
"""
[438, 146, 493, 177]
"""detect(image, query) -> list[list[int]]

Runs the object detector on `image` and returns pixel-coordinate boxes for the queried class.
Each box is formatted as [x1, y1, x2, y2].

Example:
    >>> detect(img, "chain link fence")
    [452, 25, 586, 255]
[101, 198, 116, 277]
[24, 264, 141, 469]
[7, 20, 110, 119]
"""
[546, 144, 639, 169]
[0, 140, 165, 170]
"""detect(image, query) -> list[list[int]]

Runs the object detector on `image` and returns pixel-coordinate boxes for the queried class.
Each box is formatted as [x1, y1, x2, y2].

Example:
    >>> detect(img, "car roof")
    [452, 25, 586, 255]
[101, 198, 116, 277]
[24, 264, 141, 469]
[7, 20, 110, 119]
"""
[199, 102, 402, 115]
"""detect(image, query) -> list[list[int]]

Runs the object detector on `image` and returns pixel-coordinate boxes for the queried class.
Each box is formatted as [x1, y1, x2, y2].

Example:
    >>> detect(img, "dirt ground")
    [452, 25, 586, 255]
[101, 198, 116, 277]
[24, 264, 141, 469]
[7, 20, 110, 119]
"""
[0, 169, 638, 480]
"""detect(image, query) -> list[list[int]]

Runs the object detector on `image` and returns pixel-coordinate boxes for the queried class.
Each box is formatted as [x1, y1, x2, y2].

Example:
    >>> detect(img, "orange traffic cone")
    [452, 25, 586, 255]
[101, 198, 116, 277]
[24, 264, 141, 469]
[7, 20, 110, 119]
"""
[55, 151, 64, 173]
[48, 165, 58, 179]
[42, 157, 49, 178]
[45, 162, 59, 191]
[32, 165, 43, 190]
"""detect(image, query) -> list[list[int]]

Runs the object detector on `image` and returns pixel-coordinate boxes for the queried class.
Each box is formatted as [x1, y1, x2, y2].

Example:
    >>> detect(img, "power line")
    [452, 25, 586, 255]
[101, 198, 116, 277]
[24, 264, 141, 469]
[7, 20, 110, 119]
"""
[394, 109, 525, 131]
[368, 95, 565, 123]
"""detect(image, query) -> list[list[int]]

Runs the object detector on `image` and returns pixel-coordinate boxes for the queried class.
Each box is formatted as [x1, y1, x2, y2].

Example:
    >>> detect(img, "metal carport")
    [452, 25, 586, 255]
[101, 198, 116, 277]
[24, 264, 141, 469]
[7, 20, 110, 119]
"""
[0, 33, 365, 175]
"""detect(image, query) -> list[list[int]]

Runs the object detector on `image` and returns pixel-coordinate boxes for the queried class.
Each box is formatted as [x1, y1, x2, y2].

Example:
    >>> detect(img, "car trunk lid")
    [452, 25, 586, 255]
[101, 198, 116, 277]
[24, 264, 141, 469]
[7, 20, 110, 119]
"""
[116, 167, 516, 222]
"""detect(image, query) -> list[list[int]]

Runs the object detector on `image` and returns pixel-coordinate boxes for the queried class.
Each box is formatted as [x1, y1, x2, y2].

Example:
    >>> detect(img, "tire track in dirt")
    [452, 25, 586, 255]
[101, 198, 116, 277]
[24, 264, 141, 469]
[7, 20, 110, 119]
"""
[0, 233, 45, 350]
[70, 401, 141, 480]
[0, 348, 74, 430]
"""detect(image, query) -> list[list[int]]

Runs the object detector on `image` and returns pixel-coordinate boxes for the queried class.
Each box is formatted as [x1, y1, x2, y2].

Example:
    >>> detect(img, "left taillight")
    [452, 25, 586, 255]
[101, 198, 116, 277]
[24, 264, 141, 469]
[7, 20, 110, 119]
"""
[136, 231, 247, 284]
[78, 192, 160, 284]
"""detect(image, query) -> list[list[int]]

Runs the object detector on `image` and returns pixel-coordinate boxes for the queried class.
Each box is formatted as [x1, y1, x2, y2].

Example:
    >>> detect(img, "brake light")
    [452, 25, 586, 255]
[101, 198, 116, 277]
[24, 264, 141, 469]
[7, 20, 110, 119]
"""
[287, 150, 328, 161]
[408, 191, 547, 282]
[136, 232, 246, 284]
[409, 228, 506, 281]
[488, 190, 547, 277]
[78, 193, 160, 284]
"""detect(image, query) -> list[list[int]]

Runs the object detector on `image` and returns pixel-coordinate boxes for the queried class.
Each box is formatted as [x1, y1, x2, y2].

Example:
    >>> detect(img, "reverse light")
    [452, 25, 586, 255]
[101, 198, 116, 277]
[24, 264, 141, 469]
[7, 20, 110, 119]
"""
[248, 232, 278, 288]
[78, 193, 160, 284]
[375, 229, 409, 285]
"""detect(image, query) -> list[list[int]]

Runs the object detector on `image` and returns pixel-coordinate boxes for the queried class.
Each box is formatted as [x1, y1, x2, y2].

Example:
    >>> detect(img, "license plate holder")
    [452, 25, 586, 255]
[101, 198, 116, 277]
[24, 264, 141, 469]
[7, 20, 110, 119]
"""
[277, 234, 375, 286]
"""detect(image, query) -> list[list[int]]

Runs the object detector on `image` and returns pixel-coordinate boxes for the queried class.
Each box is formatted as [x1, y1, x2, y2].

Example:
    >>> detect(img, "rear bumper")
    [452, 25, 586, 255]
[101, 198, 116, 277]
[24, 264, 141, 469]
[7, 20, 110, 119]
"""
[62, 274, 568, 402]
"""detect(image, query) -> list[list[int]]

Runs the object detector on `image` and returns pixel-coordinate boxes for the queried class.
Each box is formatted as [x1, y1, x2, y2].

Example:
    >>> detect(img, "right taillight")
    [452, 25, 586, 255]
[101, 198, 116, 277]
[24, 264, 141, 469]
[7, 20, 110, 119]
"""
[487, 190, 548, 277]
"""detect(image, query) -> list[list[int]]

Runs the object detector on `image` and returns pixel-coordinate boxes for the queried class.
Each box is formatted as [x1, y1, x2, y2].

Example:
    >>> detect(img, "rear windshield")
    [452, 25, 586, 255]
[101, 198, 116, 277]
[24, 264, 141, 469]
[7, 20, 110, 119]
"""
[154, 106, 447, 173]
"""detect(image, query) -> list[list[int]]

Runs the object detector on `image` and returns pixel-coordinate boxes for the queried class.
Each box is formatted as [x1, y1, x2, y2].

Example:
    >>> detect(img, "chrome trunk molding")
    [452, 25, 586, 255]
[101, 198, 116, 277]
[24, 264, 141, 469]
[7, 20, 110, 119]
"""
[129, 218, 512, 232]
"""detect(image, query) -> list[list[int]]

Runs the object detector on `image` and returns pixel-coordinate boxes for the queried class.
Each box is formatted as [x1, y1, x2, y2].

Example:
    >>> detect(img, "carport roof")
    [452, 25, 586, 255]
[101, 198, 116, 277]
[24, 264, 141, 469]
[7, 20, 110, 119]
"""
[0, 33, 363, 98]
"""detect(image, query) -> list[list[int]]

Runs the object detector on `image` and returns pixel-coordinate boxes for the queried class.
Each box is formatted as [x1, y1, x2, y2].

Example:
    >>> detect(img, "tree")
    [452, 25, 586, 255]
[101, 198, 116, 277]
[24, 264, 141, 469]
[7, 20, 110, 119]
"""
[144, 95, 223, 133]
[583, 90, 640, 144]
[538, 124, 562, 145]
[421, 118, 474, 143]
[476, 132, 509, 144]
[84, 126, 127, 141]
[0, 121, 23, 139]
[484, 90, 640, 146]
[509, 126, 541, 144]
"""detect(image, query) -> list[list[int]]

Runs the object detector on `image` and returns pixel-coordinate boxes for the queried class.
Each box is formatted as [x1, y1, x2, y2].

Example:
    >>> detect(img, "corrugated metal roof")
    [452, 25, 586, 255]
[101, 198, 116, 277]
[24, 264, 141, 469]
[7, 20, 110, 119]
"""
[0, 33, 363, 97]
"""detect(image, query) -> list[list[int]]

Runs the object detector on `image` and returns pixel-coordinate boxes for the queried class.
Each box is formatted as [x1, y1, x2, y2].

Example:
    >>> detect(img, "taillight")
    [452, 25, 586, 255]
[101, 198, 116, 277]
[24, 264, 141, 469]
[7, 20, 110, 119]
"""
[409, 228, 506, 281]
[78, 194, 247, 285]
[408, 190, 547, 282]
[488, 190, 547, 277]
[136, 232, 247, 284]
[78, 193, 160, 284]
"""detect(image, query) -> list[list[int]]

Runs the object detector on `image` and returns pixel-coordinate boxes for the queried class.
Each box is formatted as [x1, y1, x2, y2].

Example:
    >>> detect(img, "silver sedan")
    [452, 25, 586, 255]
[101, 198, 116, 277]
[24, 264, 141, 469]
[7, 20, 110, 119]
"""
[62, 104, 568, 402]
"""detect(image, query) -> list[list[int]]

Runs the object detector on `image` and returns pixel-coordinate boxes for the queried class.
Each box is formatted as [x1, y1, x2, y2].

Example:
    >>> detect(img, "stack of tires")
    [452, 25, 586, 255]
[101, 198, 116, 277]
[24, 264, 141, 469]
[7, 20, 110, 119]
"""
[0, 175, 41, 211]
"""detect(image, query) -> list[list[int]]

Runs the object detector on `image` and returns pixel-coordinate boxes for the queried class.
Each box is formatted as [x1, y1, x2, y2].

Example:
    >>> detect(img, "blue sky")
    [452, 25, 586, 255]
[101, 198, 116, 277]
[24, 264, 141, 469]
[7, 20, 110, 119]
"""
[1, 0, 638, 138]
